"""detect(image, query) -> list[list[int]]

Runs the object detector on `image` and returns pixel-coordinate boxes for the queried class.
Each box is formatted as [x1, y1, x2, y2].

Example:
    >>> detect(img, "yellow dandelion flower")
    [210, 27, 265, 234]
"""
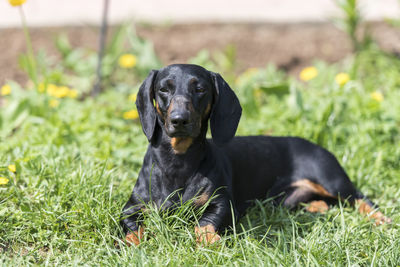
[370, 91, 384, 102]
[49, 99, 60, 108]
[335, 73, 350, 86]
[128, 93, 137, 102]
[123, 109, 139, 120]
[46, 84, 58, 96]
[118, 54, 137, 69]
[0, 177, 9, 185]
[8, 0, 26, 6]
[55, 86, 70, 98]
[67, 89, 78, 99]
[1, 84, 12, 96]
[8, 164, 16, 173]
[47, 85, 70, 98]
[299, 67, 318, 81]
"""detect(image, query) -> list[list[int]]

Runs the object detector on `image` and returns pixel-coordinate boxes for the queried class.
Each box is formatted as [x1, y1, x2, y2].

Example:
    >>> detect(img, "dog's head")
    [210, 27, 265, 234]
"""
[136, 64, 242, 153]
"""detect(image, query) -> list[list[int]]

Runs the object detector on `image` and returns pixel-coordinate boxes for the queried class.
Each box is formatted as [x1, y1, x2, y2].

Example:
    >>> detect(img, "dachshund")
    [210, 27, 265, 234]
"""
[120, 64, 390, 245]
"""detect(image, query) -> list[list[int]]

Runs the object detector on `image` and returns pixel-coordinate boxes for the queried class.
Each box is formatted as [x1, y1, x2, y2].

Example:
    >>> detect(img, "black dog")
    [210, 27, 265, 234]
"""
[121, 64, 390, 245]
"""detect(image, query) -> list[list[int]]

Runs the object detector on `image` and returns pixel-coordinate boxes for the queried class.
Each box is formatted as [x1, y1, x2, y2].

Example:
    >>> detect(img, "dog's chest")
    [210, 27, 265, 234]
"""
[148, 167, 215, 209]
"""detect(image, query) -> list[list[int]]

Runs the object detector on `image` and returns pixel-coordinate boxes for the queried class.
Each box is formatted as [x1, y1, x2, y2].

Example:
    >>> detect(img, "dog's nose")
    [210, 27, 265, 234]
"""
[170, 112, 189, 127]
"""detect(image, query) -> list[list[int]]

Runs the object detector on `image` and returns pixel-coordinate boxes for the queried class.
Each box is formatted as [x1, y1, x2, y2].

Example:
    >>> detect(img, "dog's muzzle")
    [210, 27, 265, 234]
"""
[166, 96, 198, 137]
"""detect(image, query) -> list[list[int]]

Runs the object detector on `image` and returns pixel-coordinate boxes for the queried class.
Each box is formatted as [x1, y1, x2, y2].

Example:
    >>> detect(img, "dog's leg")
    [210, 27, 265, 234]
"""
[354, 195, 392, 225]
[125, 226, 145, 246]
[282, 187, 330, 213]
[283, 179, 391, 224]
[194, 224, 221, 245]
[306, 200, 329, 213]
[120, 200, 145, 246]
[282, 186, 315, 209]
[282, 179, 332, 213]
[194, 197, 232, 245]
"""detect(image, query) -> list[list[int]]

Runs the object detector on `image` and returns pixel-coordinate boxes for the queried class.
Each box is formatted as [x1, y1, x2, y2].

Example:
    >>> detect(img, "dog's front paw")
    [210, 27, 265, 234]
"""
[195, 224, 221, 245]
[125, 227, 144, 246]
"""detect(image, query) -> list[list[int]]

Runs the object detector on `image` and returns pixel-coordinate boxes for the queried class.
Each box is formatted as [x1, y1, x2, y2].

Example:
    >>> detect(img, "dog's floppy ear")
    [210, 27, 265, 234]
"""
[209, 72, 242, 146]
[136, 70, 158, 142]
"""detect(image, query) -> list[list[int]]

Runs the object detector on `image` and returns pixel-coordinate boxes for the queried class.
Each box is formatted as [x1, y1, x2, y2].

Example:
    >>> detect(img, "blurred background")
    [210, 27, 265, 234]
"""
[1, 0, 400, 84]
[1, 1, 400, 264]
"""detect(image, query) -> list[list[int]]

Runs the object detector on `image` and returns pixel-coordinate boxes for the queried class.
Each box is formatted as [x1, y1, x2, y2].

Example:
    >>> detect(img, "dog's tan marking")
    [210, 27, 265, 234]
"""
[204, 103, 212, 117]
[125, 227, 144, 246]
[291, 179, 335, 198]
[195, 224, 221, 245]
[356, 199, 392, 225]
[171, 137, 193, 154]
[156, 102, 162, 116]
[194, 192, 209, 207]
[306, 200, 329, 213]
[292, 180, 391, 224]
[167, 101, 174, 117]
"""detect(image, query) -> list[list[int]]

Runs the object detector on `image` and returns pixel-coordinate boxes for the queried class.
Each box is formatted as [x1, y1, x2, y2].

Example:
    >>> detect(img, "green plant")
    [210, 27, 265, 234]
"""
[52, 24, 162, 96]
[1, 16, 400, 265]
[335, 0, 372, 52]
[12, 2, 38, 87]
[0, 95, 30, 140]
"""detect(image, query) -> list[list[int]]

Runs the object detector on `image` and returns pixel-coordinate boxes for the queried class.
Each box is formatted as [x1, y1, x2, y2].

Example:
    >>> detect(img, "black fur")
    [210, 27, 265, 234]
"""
[120, 64, 381, 235]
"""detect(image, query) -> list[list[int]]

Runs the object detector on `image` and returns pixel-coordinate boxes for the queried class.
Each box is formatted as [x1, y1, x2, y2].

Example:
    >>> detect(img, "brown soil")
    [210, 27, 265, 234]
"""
[1, 22, 400, 85]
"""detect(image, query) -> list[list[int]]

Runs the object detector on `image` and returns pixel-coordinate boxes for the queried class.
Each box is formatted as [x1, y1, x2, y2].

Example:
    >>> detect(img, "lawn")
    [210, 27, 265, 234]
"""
[1, 4, 400, 265]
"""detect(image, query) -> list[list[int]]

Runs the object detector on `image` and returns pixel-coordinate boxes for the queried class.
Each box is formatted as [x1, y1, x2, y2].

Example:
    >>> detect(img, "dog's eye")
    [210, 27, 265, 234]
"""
[195, 87, 205, 93]
[159, 87, 168, 93]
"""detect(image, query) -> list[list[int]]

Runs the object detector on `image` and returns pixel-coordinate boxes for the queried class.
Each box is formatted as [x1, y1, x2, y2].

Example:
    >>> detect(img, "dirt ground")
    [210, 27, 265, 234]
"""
[1, 22, 400, 85]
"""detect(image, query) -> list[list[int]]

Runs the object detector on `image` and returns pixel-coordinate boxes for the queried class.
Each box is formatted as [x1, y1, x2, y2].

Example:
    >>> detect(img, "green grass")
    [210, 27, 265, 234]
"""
[1, 45, 400, 266]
